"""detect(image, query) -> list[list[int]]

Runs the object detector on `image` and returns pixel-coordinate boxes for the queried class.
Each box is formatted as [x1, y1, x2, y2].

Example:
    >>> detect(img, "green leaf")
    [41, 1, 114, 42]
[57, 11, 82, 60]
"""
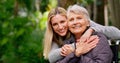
[1, 38, 8, 46]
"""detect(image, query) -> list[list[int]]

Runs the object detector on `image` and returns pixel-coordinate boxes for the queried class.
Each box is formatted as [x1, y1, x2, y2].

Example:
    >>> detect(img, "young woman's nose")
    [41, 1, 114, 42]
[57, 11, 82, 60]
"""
[58, 24, 63, 29]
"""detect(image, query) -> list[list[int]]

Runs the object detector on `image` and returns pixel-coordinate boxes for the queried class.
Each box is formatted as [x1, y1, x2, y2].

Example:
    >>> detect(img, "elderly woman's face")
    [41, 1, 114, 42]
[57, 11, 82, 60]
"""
[68, 12, 89, 35]
[51, 14, 68, 36]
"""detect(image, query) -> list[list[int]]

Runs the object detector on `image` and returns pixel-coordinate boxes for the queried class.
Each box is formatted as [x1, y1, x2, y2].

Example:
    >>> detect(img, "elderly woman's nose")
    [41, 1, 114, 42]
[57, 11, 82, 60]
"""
[72, 19, 77, 24]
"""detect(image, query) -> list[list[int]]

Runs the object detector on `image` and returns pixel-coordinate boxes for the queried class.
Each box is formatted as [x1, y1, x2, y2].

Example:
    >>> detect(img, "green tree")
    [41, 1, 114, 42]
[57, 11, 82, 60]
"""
[0, 0, 49, 63]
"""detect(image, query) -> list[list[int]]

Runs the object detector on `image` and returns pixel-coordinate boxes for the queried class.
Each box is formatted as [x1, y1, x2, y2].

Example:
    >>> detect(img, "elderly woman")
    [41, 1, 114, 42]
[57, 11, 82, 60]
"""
[56, 5, 113, 63]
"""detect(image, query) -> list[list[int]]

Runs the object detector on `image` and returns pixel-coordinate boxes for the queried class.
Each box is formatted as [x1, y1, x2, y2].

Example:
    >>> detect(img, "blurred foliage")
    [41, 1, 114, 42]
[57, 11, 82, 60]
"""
[17, 0, 34, 11]
[48, 0, 57, 9]
[77, 0, 94, 6]
[40, 0, 49, 13]
[0, 0, 50, 63]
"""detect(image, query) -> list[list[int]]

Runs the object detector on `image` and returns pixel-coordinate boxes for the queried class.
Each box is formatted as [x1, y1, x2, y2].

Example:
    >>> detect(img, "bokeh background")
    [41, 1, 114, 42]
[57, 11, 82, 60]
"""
[0, 0, 120, 63]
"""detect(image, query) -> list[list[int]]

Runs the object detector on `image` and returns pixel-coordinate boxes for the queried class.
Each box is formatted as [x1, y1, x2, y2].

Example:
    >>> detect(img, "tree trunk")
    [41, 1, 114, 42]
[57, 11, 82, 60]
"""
[14, 0, 19, 17]
[57, 0, 76, 9]
[108, 0, 120, 29]
[104, 0, 108, 26]
[96, 0, 105, 25]
[93, 0, 97, 22]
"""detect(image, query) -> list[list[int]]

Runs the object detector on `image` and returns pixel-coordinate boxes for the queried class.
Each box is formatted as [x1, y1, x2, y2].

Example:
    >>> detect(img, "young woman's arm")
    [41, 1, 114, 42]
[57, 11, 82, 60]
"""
[48, 42, 75, 63]
[90, 20, 120, 39]
[48, 42, 63, 63]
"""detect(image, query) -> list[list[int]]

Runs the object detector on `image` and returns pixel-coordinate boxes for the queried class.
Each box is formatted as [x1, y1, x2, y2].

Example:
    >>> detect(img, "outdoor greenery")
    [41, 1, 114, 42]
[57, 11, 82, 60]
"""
[0, 0, 119, 63]
[0, 0, 51, 63]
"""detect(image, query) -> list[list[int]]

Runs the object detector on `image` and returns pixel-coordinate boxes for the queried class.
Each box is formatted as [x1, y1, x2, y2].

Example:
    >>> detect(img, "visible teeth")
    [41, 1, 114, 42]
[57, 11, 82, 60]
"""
[59, 29, 65, 33]
[73, 26, 80, 28]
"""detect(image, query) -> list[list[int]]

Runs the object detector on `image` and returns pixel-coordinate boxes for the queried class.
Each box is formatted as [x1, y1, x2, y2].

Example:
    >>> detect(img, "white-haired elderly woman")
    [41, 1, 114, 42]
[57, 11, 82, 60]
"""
[56, 4, 113, 63]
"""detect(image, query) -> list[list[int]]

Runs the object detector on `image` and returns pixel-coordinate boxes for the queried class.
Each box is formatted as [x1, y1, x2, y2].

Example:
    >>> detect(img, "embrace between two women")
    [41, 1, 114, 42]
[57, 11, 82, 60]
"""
[44, 4, 120, 63]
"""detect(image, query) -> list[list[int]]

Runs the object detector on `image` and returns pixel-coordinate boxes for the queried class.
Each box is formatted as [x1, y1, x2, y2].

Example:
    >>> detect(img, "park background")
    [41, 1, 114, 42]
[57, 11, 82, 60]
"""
[0, 0, 120, 63]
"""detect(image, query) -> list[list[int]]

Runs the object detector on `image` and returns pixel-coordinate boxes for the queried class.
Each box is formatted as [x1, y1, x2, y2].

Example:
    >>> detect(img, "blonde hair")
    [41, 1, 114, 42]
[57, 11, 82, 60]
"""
[67, 4, 91, 22]
[43, 7, 70, 59]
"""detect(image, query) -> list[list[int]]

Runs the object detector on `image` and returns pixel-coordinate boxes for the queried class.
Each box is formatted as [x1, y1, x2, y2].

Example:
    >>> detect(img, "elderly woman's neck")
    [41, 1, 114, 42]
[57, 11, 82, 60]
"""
[75, 34, 82, 42]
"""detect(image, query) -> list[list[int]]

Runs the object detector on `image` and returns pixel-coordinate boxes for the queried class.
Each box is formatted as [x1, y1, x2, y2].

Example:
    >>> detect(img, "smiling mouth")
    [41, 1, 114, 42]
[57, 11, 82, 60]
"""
[59, 30, 65, 33]
[72, 25, 81, 29]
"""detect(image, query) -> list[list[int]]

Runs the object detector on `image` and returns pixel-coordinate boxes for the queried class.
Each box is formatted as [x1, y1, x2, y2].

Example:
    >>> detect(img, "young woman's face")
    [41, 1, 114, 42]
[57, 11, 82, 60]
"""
[68, 12, 89, 35]
[51, 14, 68, 36]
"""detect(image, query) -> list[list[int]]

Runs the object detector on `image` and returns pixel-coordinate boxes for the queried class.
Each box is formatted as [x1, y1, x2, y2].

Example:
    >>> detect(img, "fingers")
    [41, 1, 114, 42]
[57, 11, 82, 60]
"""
[60, 44, 74, 56]
[80, 28, 93, 42]
[75, 35, 99, 56]
[61, 46, 67, 52]
[60, 46, 68, 56]
[62, 45, 71, 51]
[76, 41, 87, 48]
[60, 48, 67, 56]
[80, 37, 87, 43]
[87, 42, 97, 49]
[80, 35, 99, 44]
[88, 37, 99, 47]
[85, 38, 99, 51]
[76, 38, 98, 54]
[86, 35, 99, 43]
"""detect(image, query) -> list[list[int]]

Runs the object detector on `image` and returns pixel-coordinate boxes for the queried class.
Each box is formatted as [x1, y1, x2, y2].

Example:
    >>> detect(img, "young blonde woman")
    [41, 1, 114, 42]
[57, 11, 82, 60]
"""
[43, 6, 120, 63]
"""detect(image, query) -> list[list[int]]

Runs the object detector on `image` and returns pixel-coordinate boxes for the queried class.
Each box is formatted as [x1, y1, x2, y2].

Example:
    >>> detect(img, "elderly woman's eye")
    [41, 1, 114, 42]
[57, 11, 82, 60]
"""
[69, 18, 74, 22]
[77, 17, 82, 20]
[61, 20, 65, 23]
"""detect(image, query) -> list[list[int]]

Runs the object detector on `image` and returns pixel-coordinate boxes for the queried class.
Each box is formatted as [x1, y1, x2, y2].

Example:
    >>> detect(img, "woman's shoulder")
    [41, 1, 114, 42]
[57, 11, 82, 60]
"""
[92, 32, 107, 39]
[63, 34, 75, 44]
[92, 32, 109, 45]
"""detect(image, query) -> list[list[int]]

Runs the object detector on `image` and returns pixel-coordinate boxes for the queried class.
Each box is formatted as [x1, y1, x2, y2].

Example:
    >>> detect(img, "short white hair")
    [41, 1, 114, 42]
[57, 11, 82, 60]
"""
[67, 4, 91, 22]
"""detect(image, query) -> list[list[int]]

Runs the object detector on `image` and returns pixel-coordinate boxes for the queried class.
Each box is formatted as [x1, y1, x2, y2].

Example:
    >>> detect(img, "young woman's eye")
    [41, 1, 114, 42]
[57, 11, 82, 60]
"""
[52, 23, 57, 26]
[61, 20, 65, 23]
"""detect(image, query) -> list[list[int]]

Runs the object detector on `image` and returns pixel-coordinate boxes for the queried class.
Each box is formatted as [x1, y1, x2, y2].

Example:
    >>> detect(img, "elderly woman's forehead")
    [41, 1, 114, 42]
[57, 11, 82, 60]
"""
[68, 11, 84, 15]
